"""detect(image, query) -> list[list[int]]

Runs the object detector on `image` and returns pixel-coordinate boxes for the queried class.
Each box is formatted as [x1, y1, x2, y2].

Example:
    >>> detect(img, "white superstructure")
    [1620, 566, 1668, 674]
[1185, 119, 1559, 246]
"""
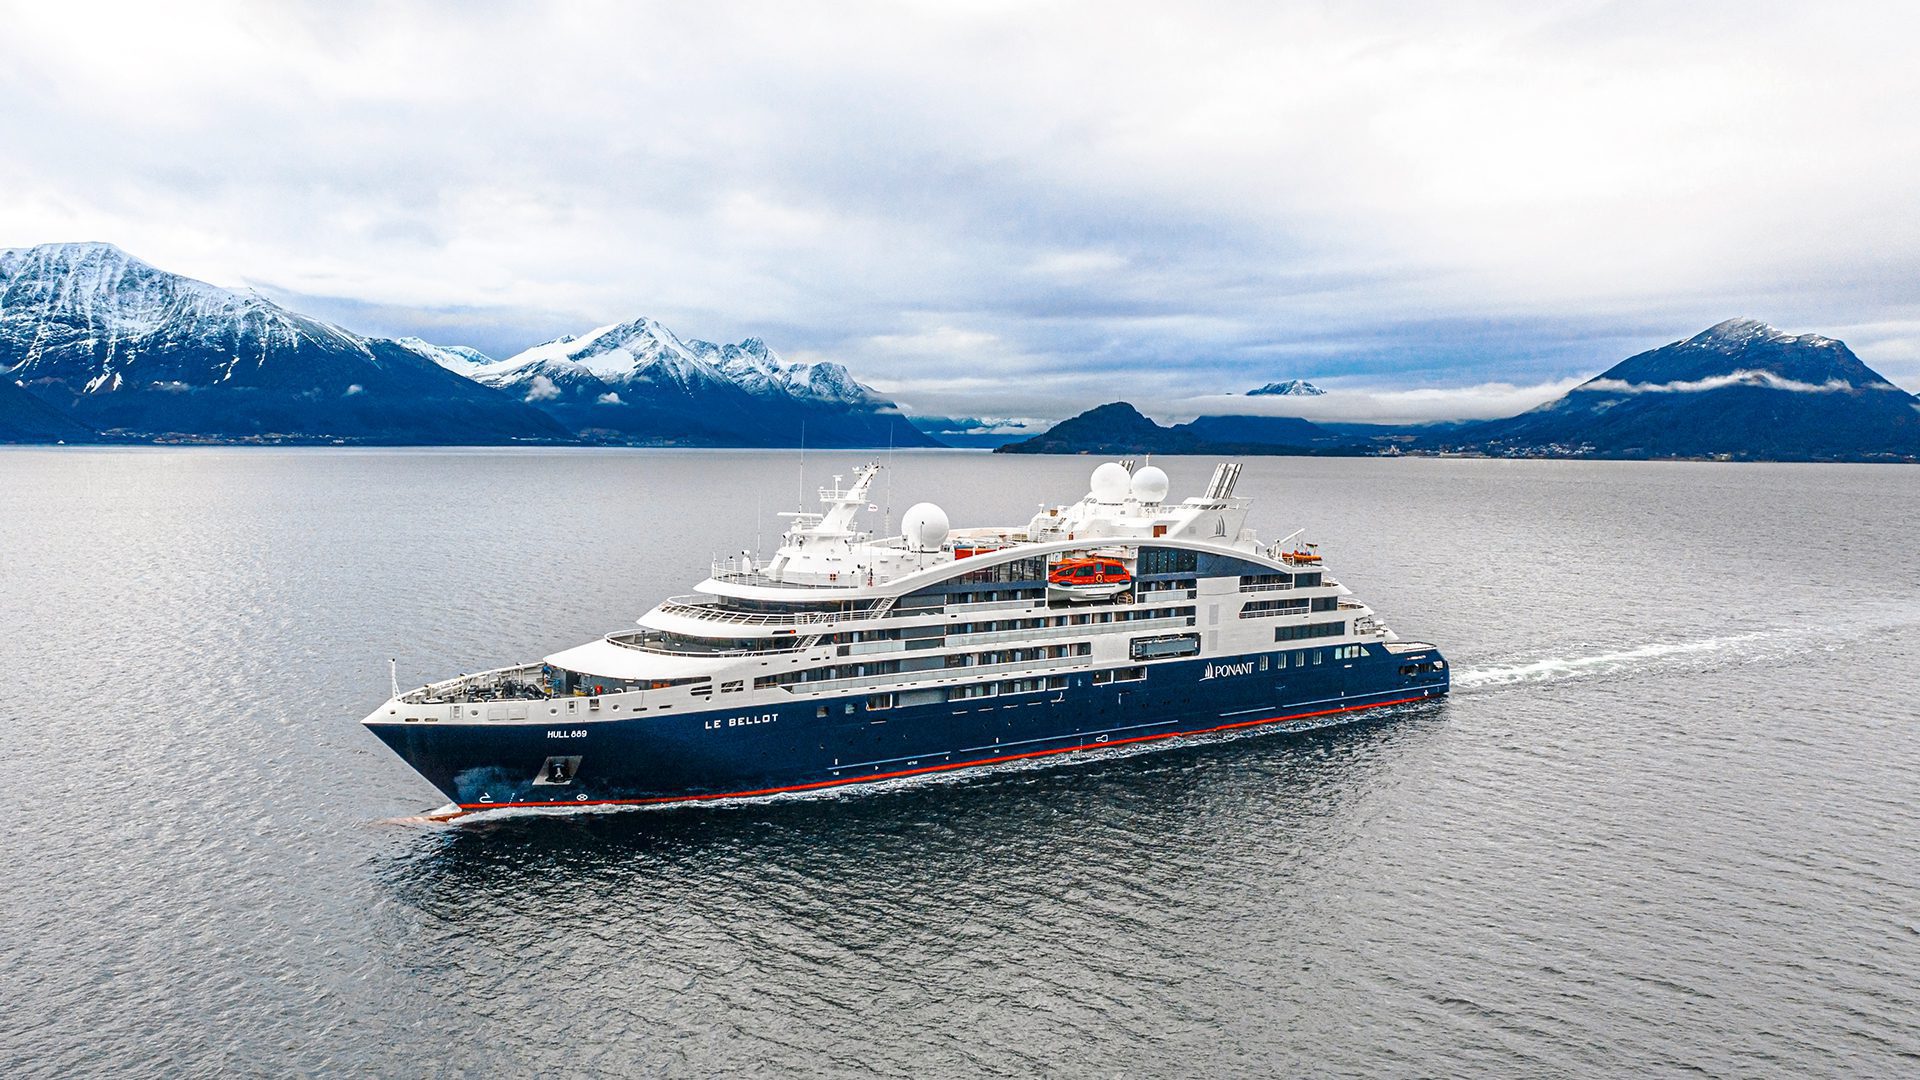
[374, 461, 1410, 725]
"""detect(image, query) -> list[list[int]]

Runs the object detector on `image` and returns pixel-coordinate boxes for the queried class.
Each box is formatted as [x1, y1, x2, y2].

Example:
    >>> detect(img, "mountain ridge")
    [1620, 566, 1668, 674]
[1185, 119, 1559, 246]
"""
[1452, 319, 1920, 461]
[996, 402, 1363, 456]
[0, 242, 568, 443]
[471, 316, 936, 447]
[0, 243, 934, 447]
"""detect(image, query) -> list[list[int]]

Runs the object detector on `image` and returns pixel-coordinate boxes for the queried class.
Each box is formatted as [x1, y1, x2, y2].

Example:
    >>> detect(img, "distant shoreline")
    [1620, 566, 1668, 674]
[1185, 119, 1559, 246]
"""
[1, 442, 1911, 464]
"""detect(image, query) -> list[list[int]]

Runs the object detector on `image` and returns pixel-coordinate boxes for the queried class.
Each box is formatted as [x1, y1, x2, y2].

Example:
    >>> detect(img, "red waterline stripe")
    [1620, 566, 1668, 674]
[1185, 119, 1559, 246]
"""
[458, 694, 1435, 813]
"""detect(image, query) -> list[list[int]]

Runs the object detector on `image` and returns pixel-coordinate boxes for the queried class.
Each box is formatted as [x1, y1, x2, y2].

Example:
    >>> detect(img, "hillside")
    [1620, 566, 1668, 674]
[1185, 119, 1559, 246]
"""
[0, 243, 567, 443]
[474, 319, 938, 447]
[1454, 319, 1920, 461]
[996, 402, 1361, 456]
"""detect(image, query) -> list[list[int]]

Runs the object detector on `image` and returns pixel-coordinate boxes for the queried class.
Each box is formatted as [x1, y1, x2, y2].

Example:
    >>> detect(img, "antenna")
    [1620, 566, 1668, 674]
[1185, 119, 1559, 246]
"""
[798, 420, 807, 512]
[885, 421, 895, 536]
[389, 658, 399, 699]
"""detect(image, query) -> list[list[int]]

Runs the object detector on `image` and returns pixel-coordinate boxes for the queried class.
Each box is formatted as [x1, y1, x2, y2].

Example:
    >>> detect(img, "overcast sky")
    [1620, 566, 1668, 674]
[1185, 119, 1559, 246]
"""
[4, 0, 1917, 422]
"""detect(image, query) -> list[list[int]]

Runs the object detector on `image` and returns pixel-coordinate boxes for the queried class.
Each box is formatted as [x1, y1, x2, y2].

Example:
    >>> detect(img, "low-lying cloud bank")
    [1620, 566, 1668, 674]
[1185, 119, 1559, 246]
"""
[1580, 370, 1880, 395]
[1169, 379, 1583, 426]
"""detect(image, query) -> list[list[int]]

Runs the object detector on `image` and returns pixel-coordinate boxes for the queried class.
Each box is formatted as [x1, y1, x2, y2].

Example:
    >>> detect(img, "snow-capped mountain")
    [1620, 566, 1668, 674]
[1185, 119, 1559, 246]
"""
[709, 337, 882, 408]
[393, 337, 494, 373]
[1247, 379, 1326, 397]
[1455, 319, 1920, 460]
[0, 243, 566, 443]
[472, 317, 935, 446]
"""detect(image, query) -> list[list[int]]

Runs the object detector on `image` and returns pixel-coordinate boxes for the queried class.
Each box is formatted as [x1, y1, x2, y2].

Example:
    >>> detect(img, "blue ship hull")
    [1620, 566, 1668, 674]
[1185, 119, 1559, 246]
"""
[367, 646, 1448, 812]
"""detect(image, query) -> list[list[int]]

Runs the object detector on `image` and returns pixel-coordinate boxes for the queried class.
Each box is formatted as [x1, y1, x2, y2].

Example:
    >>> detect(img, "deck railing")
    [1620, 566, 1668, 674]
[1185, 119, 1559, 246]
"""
[781, 656, 1089, 696]
[946, 615, 1193, 648]
[652, 596, 883, 627]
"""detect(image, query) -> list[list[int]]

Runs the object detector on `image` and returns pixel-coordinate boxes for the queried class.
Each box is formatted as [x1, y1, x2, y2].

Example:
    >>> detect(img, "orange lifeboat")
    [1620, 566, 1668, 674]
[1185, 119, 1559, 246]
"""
[1047, 557, 1131, 601]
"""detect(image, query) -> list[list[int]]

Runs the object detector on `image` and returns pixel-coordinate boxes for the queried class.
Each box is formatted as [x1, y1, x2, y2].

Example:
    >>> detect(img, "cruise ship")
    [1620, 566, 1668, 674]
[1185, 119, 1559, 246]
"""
[363, 461, 1448, 816]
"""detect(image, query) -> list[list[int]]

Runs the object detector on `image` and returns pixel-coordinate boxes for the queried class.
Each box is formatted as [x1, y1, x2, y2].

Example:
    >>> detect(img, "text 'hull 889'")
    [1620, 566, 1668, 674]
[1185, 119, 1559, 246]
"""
[362, 460, 1448, 817]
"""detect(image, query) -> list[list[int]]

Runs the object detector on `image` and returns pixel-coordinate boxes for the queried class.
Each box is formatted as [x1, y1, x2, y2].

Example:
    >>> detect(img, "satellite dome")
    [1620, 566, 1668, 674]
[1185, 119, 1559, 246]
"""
[1130, 464, 1169, 504]
[902, 502, 950, 551]
[1090, 462, 1132, 503]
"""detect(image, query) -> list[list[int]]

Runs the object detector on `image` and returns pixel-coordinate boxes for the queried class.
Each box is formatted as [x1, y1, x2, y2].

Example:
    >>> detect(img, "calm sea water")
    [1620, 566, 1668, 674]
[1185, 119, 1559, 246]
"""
[1, 448, 1916, 1077]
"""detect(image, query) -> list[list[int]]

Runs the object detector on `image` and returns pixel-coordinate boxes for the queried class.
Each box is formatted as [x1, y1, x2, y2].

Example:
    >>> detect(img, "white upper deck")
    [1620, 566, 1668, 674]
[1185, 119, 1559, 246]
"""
[701, 460, 1271, 601]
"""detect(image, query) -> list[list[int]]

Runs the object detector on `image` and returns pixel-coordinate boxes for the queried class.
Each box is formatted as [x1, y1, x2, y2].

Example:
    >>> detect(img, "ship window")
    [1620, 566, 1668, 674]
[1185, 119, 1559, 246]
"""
[720, 680, 743, 693]
[1259, 655, 1269, 671]
[1140, 547, 1198, 576]
[866, 694, 895, 710]
[816, 705, 829, 717]
[1313, 650, 1324, 665]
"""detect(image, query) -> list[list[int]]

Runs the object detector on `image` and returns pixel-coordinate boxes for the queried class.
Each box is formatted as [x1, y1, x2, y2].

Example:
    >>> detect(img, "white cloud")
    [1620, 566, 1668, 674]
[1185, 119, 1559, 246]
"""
[1172, 379, 1583, 425]
[1582, 371, 1859, 395]
[344, 383, 363, 396]
[523, 375, 561, 402]
[596, 391, 623, 405]
[2, 1, 1917, 415]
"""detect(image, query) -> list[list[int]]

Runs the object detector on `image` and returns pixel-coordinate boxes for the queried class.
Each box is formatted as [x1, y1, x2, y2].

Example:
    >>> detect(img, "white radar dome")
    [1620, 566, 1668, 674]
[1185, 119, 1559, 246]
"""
[1090, 461, 1132, 503]
[902, 502, 950, 551]
[1130, 464, 1169, 504]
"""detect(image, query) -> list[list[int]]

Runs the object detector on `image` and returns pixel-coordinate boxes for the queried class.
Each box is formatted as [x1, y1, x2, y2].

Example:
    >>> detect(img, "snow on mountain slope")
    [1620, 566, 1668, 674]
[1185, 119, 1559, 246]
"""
[1455, 319, 1920, 460]
[0, 243, 566, 442]
[482, 317, 933, 446]
[393, 337, 494, 372]
[1247, 379, 1326, 397]
[714, 337, 883, 407]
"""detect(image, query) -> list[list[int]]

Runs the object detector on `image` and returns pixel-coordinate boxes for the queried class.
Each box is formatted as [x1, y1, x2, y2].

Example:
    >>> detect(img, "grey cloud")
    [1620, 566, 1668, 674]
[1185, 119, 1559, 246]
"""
[3, 1, 1917, 419]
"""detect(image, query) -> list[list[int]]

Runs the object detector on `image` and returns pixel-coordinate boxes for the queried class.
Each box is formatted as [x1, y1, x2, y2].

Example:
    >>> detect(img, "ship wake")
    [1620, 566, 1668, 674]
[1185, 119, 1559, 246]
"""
[1453, 604, 1920, 692]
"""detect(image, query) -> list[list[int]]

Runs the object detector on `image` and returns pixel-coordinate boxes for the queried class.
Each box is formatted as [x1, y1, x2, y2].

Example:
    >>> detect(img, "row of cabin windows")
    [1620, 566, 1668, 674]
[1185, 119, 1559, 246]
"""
[954, 556, 1047, 585]
[1091, 666, 1148, 684]
[1139, 547, 1198, 576]
[1241, 597, 1307, 618]
[951, 604, 1196, 636]
[1274, 621, 1344, 642]
[1399, 660, 1445, 675]
[1332, 644, 1368, 660]
[893, 584, 1056, 612]
[757, 642, 1092, 690]
[1239, 571, 1322, 589]
[950, 643, 1088, 667]
[1241, 596, 1340, 618]
[1138, 577, 1197, 594]
[950, 674, 1070, 700]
